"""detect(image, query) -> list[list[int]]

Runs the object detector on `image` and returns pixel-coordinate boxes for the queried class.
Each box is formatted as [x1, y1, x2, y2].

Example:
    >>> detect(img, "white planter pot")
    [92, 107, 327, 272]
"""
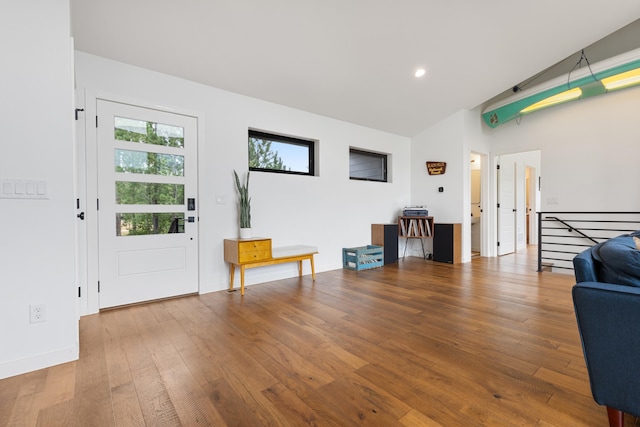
[239, 227, 252, 239]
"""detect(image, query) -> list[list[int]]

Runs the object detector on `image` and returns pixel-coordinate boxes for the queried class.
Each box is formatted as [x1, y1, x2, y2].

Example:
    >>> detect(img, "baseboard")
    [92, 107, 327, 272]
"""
[0, 345, 79, 380]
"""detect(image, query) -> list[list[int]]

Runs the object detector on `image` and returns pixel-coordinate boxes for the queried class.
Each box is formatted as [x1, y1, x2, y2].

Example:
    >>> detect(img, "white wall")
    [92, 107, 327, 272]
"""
[410, 111, 464, 258]
[0, 1, 78, 379]
[411, 111, 465, 223]
[484, 85, 640, 212]
[74, 52, 411, 312]
[412, 83, 640, 262]
[411, 110, 494, 261]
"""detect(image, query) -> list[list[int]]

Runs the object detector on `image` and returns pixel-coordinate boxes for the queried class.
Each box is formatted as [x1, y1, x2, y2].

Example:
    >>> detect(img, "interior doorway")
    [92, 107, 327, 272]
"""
[525, 164, 539, 246]
[526, 166, 533, 244]
[496, 151, 541, 255]
[470, 153, 483, 257]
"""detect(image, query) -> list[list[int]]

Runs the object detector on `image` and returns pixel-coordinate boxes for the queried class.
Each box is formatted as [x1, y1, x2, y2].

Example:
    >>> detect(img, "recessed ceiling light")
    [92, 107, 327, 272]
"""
[415, 68, 427, 78]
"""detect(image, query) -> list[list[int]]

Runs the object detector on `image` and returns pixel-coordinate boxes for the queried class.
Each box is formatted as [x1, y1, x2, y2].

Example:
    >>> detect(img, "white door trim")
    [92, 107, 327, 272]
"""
[77, 90, 206, 315]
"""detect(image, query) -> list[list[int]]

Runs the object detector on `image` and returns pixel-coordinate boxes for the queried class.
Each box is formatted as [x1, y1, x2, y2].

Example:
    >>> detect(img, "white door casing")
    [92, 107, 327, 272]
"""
[96, 100, 198, 308]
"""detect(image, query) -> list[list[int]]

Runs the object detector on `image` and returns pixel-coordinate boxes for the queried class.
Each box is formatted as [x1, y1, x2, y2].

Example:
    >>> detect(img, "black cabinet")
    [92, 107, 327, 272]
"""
[371, 224, 398, 264]
[433, 223, 461, 264]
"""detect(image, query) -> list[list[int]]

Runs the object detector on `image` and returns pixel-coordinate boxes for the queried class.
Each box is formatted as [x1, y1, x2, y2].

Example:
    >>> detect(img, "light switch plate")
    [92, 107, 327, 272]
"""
[0, 179, 48, 199]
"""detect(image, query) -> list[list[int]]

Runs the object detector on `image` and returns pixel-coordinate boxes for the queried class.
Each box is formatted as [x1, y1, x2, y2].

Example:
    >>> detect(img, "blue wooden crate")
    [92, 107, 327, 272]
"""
[342, 245, 384, 271]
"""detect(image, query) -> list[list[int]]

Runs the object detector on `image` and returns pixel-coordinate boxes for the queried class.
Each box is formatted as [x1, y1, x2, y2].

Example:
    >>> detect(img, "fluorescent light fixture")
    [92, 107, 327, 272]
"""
[520, 88, 582, 114]
[602, 68, 640, 91]
[415, 68, 426, 78]
[482, 47, 640, 128]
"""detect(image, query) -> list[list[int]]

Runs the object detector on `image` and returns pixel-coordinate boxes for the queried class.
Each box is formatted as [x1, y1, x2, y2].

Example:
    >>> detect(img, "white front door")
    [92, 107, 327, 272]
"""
[498, 160, 516, 256]
[96, 100, 198, 308]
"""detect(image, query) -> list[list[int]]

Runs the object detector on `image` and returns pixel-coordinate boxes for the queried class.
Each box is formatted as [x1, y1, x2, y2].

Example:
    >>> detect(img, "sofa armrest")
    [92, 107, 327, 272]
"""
[572, 282, 640, 417]
[573, 249, 598, 283]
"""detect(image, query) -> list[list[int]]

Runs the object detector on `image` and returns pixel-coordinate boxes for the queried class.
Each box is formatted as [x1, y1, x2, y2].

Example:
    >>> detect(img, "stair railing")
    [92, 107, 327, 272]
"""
[537, 211, 640, 273]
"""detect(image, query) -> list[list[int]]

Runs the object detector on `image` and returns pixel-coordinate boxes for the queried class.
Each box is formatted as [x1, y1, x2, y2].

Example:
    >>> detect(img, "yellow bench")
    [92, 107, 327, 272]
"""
[223, 238, 318, 295]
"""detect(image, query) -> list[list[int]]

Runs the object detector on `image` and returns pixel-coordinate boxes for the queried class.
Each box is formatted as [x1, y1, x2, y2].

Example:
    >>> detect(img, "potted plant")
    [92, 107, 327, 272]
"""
[233, 170, 252, 238]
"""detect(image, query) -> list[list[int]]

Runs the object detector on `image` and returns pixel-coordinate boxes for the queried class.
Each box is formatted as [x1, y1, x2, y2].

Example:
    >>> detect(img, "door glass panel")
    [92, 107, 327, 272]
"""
[115, 149, 184, 176]
[115, 116, 184, 148]
[116, 182, 184, 205]
[117, 213, 185, 236]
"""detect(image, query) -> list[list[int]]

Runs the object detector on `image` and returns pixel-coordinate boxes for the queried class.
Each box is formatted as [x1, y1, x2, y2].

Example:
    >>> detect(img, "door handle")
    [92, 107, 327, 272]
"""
[77, 212, 85, 220]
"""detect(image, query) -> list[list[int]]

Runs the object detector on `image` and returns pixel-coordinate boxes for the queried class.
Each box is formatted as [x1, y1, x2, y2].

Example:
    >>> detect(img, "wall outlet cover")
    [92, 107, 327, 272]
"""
[29, 304, 46, 324]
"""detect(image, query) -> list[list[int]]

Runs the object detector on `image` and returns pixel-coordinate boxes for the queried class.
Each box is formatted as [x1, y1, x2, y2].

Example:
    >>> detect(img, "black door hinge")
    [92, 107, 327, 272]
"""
[98, 281, 100, 293]
[78, 287, 81, 298]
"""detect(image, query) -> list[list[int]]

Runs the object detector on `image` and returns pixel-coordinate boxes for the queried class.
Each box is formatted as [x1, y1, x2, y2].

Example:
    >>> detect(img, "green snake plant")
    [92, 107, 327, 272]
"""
[233, 170, 251, 228]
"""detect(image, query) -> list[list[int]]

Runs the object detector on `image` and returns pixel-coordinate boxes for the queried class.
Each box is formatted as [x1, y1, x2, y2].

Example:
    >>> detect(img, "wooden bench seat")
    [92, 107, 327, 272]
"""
[224, 238, 317, 295]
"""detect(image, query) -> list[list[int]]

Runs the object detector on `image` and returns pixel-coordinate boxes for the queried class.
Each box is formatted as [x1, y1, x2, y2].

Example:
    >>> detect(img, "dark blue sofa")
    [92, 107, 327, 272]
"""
[572, 233, 640, 427]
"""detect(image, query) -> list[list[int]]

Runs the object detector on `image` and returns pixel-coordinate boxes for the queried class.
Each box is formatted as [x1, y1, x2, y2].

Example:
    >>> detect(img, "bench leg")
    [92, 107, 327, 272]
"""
[229, 264, 235, 290]
[298, 260, 303, 277]
[310, 255, 316, 281]
[240, 265, 246, 296]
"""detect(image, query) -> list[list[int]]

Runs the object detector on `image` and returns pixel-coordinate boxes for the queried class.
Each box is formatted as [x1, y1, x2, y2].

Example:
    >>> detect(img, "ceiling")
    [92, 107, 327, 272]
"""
[70, 1, 640, 137]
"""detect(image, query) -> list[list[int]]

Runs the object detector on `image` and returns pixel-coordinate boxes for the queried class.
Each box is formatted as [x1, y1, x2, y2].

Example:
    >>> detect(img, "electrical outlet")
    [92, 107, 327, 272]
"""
[30, 304, 46, 324]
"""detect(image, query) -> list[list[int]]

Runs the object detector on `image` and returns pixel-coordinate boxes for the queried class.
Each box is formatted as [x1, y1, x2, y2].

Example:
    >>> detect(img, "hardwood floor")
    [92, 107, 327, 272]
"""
[2, 248, 638, 426]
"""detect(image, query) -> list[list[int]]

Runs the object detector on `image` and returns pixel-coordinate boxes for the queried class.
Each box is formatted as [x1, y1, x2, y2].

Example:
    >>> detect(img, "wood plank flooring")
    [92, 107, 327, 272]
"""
[2, 248, 639, 426]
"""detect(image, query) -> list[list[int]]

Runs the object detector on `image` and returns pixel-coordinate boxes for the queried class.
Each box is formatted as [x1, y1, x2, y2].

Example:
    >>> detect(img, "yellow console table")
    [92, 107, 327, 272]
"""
[223, 238, 318, 295]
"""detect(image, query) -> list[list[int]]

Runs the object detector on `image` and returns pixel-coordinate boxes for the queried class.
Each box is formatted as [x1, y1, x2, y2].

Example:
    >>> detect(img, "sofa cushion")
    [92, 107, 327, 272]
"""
[593, 235, 640, 287]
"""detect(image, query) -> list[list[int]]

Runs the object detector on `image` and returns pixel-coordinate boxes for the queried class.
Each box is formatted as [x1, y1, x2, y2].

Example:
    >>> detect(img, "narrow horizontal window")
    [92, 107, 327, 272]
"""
[115, 116, 184, 148]
[115, 182, 184, 205]
[248, 130, 315, 176]
[349, 148, 388, 182]
[116, 213, 184, 236]
[115, 149, 184, 176]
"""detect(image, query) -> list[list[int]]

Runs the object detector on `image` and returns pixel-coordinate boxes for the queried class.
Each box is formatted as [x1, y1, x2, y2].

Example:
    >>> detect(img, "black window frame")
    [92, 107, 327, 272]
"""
[349, 148, 388, 182]
[248, 129, 315, 176]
